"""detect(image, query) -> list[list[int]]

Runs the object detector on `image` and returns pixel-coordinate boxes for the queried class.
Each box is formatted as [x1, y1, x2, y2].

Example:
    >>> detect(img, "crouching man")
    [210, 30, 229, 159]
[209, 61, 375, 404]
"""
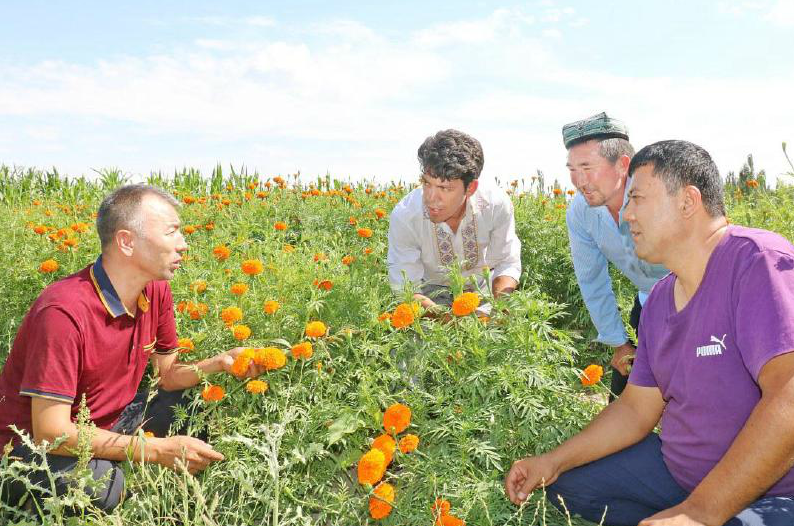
[0, 185, 262, 511]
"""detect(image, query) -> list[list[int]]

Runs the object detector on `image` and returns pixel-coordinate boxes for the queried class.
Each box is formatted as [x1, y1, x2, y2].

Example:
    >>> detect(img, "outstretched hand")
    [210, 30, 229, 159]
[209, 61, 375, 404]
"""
[504, 455, 560, 505]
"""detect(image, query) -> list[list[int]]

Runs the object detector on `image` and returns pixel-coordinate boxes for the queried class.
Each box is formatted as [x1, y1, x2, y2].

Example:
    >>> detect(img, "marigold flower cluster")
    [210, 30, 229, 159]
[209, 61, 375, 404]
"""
[245, 379, 268, 394]
[290, 342, 313, 360]
[177, 337, 194, 354]
[39, 259, 59, 273]
[201, 385, 225, 402]
[213, 245, 231, 261]
[221, 306, 243, 326]
[230, 283, 249, 295]
[262, 300, 280, 315]
[241, 259, 264, 275]
[357, 402, 419, 519]
[178, 301, 209, 320]
[231, 324, 252, 341]
[357, 227, 373, 238]
[451, 292, 480, 317]
[581, 364, 604, 386]
[190, 280, 207, 293]
[305, 321, 327, 338]
[389, 303, 418, 329]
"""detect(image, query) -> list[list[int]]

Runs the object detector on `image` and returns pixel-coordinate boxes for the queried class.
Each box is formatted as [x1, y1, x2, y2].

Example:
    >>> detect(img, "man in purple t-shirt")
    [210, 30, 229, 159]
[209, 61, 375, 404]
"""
[505, 140, 794, 526]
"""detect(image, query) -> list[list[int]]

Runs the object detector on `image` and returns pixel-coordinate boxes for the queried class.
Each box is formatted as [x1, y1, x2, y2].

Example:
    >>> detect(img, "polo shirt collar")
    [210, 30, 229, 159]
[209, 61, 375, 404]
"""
[90, 256, 150, 318]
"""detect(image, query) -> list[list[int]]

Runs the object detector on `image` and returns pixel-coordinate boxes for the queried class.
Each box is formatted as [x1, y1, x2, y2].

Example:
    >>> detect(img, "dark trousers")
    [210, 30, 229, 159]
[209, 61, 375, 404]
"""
[2, 388, 189, 512]
[547, 434, 794, 526]
[609, 294, 642, 400]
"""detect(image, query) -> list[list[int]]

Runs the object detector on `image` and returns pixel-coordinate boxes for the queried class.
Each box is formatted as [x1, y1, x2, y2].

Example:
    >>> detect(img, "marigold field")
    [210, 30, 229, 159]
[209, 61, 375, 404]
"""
[1, 164, 792, 525]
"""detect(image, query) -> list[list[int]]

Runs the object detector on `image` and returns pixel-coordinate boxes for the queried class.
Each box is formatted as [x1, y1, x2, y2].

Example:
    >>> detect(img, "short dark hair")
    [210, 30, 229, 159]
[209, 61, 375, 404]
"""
[418, 129, 484, 188]
[567, 135, 635, 163]
[629, 140, 725, 217]
[96, 184, 179, 248]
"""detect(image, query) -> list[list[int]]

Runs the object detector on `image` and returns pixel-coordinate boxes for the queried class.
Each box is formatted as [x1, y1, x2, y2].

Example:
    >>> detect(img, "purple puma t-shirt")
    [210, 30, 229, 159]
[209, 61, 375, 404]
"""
[629, 225, 794, 496]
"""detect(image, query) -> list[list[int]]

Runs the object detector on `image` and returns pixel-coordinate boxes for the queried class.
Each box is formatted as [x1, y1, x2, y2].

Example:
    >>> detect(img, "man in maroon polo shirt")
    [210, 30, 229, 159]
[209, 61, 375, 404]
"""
[0, 184, 262, 511]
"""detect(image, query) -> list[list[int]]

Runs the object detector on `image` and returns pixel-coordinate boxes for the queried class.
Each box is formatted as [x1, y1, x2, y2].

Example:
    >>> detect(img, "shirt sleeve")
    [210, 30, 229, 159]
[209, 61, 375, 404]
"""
[566, 204, 628, 347]
[734, 249, 794, 380]
[387, 212, 425, 293]
[487, 194, 522, 282]
[154, 283, 179, 355]
[19, 306, 82, 403]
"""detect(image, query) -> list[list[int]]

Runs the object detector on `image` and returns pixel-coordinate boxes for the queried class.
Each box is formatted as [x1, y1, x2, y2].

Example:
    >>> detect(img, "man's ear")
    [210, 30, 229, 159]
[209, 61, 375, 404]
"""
[616, 154, 631, 178]
[680, 185, 702, 219]
[465, 179, 479, 198]
[116, 230, 135, 257]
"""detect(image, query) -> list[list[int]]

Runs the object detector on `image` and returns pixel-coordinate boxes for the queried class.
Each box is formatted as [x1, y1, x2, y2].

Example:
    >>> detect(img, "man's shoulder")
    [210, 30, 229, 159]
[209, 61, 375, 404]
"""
[35, 265, 95, 311]
[473, 180, 512, 210]
[724, 225, 794, 258]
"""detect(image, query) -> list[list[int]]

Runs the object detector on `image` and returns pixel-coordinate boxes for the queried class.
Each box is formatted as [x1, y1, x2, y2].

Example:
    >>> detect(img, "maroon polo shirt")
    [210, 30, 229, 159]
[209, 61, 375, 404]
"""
[0, 256, 178, 447]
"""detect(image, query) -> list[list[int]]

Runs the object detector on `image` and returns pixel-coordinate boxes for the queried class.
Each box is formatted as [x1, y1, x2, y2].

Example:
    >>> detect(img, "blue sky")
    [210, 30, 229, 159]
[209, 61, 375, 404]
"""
[1, 1, 792, 186]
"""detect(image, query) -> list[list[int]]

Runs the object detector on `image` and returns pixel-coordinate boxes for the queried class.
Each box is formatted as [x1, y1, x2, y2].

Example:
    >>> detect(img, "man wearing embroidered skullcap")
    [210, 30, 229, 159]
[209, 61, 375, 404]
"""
[387, 129, 521, 315]
[561, 112, 669, 399]
[0, 185, 265, 511]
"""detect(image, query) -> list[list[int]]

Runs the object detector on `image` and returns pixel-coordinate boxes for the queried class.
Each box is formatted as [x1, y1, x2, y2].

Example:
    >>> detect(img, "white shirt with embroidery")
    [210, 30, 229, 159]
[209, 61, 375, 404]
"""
[387, 181, 522, 293]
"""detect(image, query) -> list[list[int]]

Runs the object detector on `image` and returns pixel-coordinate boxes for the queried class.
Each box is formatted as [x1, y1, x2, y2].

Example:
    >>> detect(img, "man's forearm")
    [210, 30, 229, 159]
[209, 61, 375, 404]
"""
[44, 423, 157, 464]
[682, 384, 794, 525]
[159, 354, 227, 391]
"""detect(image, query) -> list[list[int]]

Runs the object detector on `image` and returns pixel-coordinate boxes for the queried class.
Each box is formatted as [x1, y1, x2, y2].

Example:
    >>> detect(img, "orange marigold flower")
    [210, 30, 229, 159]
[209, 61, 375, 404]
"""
[253, 347, 287, 370]
[316, 279, 333, 291]
[263, 300, 280, 315]
[451, 292, 480, 317]
[383, 403, 411, 434]
[283, 244, 295, 253]
[231, 354, 252, 376]
[246, 379, 269, 394]
[204, 222, 215, 230]
[357, 227, 373, 238]
[241, 259, 264, 275]
[213, 245, 231, 261]
[305, 321, 327, 338]
[230, 283, 249, 295]
[374, 208, 386, 219]
[363, 247, 373, 255]
[231, 324, 252, 341]
[39, 259, 59, 273]
[62, 238, 79, 248]
[371, 434, 396, 465]
[567, 189, 576, 196]
[291, 341, 313, 360]
[357, 448, 386, 485]
[552, 188, 562, 196]
[431, 498, 451, 517]
[342, 255, 355, 266]
[191, 280, 207, 293]
[399, 434, 419, 453]
[274, 221, 287, 231]
[436, 514, 465, 526]
[377, 312, 392, 322]
[183, 195, 196, 205]
[183, 225, 197, 235]
[201, 385, 225, 402]
[221, 306, 243, 326]
[369, 482, 395, 520]
[349, 216, 358, 225]
[313, 252, 327, 262]
[581, 364, 604, 386]
[33, 225, 48, 234]
[390, 303, 415, 329]
[177, 337, 194, 353]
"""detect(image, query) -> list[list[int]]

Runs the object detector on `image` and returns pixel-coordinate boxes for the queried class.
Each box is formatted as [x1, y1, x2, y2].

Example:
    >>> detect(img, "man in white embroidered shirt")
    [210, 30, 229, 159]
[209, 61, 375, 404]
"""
[387, 129, 522, 314]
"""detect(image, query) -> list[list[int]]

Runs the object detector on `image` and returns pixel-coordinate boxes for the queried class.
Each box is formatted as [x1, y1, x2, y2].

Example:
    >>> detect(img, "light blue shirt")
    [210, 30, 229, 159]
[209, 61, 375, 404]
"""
[565, 182, 669, 346]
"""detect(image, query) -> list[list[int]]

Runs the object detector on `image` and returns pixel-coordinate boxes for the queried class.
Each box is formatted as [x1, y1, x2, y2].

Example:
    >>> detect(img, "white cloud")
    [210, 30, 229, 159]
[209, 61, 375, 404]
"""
[0, 8, 792, 186]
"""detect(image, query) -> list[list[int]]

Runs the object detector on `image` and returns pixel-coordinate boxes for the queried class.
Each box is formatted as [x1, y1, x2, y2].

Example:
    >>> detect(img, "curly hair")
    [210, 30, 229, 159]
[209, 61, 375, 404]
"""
[417, 129, 484, 188]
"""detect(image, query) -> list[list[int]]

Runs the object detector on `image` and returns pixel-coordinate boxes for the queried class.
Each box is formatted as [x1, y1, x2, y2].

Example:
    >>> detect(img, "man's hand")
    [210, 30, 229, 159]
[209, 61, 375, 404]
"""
[504, 455, 560, 505]
[219, 347, 265, 378]
[639, 503, 709, 526]
[611, 342, 636, 376]
[150, 435, 224, 475]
